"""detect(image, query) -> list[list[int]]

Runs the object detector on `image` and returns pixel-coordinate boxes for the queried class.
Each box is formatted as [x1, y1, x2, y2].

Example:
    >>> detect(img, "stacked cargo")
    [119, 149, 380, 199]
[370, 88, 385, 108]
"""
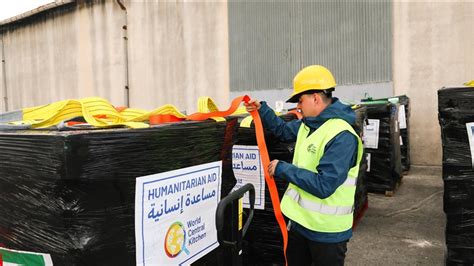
[353, 106, 368, 223]
[438, 87, 474, 265]
[362, 95, 411, 172]
[0, 120, 238, 265]
[361, 101, 402, 194]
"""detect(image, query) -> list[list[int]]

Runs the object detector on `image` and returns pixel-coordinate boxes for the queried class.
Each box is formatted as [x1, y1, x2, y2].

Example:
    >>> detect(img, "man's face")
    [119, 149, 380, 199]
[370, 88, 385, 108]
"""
[297, 93, 319, 117]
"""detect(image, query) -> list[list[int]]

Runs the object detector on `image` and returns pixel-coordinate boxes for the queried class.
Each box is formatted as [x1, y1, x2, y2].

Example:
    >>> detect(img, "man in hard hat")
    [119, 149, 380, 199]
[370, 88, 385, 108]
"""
[245, 65, 362, 266]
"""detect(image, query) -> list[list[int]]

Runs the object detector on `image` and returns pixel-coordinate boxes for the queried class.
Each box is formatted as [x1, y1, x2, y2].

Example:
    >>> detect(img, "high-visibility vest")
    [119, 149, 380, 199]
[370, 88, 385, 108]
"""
[280, 118, 363, 233]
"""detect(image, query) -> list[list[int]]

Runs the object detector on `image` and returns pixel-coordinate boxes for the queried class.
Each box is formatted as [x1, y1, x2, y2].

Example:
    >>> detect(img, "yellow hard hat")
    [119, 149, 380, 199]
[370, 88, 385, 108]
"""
[286, 65, 336, 103]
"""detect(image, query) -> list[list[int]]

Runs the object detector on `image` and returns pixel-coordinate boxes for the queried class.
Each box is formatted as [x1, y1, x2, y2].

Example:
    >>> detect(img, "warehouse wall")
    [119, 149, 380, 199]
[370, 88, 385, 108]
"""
[393, 2, 474, 166]
[0, 1, 128, 111]
[126, 0, 229, 113]
[125, 1, 229, 112]
[0, 0, 229, 113]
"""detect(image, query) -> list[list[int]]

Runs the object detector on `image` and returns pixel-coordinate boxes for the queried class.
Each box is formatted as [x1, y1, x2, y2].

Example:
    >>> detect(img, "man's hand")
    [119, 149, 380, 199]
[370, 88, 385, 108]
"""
[244, 99, 261, 112]
[268, 159, 279, 176]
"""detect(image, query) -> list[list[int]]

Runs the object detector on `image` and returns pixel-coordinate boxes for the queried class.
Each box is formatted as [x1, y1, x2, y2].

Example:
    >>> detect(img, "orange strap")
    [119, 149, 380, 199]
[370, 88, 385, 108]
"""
[288, 109, 303, 120]
[186, 95, 288, 265]
[149, 114, 185, 124]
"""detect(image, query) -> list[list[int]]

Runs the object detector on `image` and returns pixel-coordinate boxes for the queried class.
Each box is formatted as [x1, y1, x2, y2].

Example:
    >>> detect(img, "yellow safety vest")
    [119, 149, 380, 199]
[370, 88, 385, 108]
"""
[280, 118, 363, 233]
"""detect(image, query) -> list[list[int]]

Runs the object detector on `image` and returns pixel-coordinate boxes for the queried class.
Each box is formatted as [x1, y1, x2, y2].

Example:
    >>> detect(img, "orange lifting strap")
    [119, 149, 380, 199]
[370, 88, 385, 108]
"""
[187, 95, 288, 266]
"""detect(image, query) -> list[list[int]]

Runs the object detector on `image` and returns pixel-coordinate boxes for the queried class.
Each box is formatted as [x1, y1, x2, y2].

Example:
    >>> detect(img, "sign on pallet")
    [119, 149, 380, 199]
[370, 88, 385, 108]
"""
[135, 161, 222, 266]
[466, 122, 474, 168]
[231, 145, 265, 210]
[363, 119, 380, 149]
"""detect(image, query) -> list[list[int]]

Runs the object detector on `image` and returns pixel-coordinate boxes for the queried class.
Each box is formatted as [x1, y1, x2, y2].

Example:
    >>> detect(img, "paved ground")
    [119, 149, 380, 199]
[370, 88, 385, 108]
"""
[346, 166, 446, 265]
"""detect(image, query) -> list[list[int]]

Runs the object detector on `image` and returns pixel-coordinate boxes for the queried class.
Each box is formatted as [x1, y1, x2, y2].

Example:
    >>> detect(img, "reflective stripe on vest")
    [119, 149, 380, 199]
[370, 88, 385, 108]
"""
[285, 188, 354, 215]
[342, 177, 357, 187]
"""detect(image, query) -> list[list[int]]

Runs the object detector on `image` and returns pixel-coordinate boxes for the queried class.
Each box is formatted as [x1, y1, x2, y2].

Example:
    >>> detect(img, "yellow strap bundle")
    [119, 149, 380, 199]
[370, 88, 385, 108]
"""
[16, 97, 185, 129]
[118, 104, 186, 122]
[7, 96, 283, 130]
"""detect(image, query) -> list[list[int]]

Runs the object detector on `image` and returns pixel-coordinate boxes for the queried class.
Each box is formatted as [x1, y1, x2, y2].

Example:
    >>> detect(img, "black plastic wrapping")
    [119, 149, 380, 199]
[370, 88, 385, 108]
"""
[362, 102, 402, 192]
[362, 96, 411, 172]
[438, 87, 474, 265]
[0, 119, 238, 266]
[353, 106, 368, 220]
[398, 96, 411, 172]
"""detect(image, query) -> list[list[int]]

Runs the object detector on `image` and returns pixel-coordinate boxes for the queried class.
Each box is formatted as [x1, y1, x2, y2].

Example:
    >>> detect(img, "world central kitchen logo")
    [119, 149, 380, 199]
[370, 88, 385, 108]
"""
[164, 217, 207, 258]
[307, 144, 317, 154]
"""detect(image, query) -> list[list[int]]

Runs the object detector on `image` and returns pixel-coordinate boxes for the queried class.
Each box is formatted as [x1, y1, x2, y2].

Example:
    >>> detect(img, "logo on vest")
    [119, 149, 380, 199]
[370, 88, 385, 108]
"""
[307, 144, 317, 154]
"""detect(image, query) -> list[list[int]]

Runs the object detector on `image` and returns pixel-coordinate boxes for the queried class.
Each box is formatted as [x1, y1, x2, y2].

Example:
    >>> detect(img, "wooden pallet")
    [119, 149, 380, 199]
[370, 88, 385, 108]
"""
[384, 176, 404, 197]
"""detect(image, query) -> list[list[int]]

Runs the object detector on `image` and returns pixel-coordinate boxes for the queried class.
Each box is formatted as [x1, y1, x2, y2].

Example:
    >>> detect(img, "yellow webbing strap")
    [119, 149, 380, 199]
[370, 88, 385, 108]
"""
[18, 97, 186, 129]
[465, 80, 474, 87]
[197, 96, 248, 122]
[23, 99, 83, 128]
[240, 116, 254, 128]
[22, 97, 147, 129]
[119, 104, 186, 122]
[116, 108, 149, 121]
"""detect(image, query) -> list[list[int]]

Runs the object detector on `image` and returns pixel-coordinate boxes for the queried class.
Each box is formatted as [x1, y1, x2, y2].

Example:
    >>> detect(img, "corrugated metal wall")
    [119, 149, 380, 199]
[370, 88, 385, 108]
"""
[0, 36, 6, 112]
[228, 1, 392, 92]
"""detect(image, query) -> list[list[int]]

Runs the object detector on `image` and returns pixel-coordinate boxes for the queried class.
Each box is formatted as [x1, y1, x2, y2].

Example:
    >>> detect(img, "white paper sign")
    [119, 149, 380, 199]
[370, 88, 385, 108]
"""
[363, 119, 380, 149]
[398, 105, 407, 129]
[135, 161, 222, 266]
[466, 123, 474, 168]
[231, 145, 265, 210]
[366, 153, 371, 172]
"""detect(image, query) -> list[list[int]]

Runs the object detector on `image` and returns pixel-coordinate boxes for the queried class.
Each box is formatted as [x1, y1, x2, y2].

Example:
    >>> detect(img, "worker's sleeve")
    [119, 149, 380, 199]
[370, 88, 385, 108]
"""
[258, 101, 300, 142]
[274, 131, 358, 199]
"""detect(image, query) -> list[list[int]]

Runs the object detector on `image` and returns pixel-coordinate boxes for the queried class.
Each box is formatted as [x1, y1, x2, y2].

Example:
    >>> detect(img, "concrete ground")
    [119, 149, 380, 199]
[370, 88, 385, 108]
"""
[346, 166, 446, 265]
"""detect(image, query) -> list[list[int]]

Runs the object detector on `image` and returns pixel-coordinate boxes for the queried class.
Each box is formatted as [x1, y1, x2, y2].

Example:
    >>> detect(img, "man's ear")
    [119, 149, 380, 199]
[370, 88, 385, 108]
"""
[313, 93, 320, 104]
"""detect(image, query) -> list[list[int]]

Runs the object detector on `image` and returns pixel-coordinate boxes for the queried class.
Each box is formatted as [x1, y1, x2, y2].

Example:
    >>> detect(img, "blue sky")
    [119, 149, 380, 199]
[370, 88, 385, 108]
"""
[0, 0, 53, 21]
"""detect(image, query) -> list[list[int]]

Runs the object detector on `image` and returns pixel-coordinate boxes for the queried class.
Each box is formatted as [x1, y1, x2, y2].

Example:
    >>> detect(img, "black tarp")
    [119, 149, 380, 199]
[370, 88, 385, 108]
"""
[353, 106, 368, 220]
[362, 95, 410, 172]
[361, 102, 402, 193]
[398, 96, 411, 172]
[0, 119, 238, 266]
[438, 87, 474, 265]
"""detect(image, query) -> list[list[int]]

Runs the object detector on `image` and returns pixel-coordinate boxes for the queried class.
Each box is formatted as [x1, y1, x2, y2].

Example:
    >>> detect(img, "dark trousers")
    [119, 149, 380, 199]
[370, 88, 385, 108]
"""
[287, 229, 348, 266]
